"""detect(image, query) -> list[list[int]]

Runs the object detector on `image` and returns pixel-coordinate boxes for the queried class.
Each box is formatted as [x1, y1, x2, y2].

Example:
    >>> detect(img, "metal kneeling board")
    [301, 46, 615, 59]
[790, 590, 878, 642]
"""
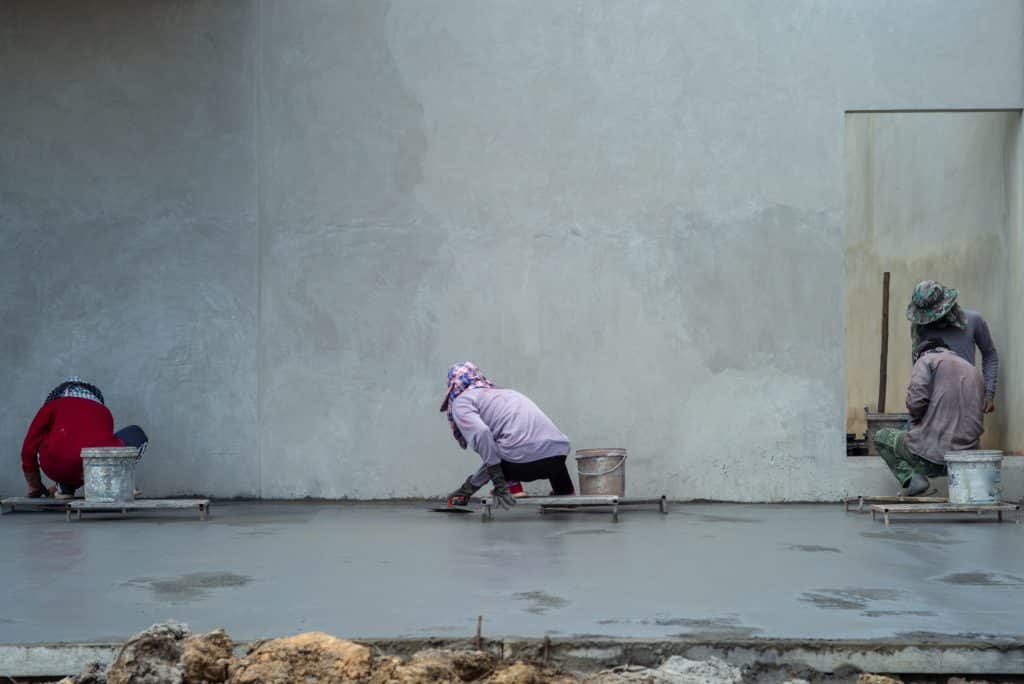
[477, 495, 668, 522]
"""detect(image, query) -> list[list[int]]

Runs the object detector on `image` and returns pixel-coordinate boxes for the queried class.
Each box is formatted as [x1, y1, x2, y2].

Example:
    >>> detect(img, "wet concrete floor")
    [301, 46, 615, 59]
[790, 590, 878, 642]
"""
[2, 502, 1023, 644]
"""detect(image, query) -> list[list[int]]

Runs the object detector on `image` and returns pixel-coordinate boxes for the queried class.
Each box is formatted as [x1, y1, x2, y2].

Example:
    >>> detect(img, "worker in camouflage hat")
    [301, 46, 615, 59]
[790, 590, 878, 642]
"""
[906, 280, 963, 327]
[906, 280, 999, 414]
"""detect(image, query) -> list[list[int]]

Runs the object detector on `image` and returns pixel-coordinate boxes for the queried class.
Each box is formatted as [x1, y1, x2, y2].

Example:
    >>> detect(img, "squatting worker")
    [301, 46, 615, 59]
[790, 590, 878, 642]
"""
[21, 377, 149, 498]
[441, 362, 575, 508]
[907, 280, 998, 414]
[873, 339, 985, 496]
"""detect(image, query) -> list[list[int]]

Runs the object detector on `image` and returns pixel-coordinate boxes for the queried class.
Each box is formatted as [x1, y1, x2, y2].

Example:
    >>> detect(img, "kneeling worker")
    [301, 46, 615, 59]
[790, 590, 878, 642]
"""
[21, 377, 148, 498]
[873, 339, 985, 496]
[441, 362, 575, 508]
[906, 280, 998, 414]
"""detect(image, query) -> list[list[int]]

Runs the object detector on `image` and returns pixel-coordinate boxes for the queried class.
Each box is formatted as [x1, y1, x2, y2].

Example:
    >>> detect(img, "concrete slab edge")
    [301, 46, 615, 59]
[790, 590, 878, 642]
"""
[4, 636, 1024, 678]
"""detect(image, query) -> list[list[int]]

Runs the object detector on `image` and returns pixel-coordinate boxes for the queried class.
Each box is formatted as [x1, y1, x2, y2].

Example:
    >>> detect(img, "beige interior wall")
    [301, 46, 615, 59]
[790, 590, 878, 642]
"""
[845, 112, 1016, 449]
[1002, 114, 1024, 454]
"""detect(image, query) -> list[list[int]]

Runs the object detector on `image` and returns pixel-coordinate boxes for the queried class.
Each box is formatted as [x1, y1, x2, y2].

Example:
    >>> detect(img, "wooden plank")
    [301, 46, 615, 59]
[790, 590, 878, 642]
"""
[67, 499, 210, 522]
[871, 503, 1017, 513]
[480, 495, 671, 508]
[528, 495, 620, 505]
[2, 497, 80, 505]
[68, 498, 209, 511]
[868, 502, 1020, 526]
[539, 497, 667, 511]
[846, 496, 948, 504]
[878, 271, 890, 413]
[478, 494, 667, 522]
[1, 497, 80, 515]
[843, 497, 946, 511]
[612, 497, 667, 507]
[484, 495, 618, 507]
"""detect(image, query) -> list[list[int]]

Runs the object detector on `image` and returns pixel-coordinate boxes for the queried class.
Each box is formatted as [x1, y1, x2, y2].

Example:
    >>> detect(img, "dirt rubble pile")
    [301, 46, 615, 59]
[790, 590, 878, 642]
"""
[57, 623, 582, 684]
[595, 656, 742, 683]
[59, 622, 234, 684]
[231, 631, 374, 683]
[60, 622, 989, 684]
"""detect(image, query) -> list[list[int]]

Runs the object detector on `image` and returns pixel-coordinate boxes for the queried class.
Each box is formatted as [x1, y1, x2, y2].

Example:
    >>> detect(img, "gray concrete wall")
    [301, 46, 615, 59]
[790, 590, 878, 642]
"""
[0, 2, 259, 497]
[1, 1, 1022, 500]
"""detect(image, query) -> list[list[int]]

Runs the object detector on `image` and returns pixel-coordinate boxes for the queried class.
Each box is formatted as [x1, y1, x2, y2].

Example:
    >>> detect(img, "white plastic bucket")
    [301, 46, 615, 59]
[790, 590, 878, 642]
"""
[575, 448, 627, 496]
[82, 447, 140, 502]
[945, 450, 1003, 505]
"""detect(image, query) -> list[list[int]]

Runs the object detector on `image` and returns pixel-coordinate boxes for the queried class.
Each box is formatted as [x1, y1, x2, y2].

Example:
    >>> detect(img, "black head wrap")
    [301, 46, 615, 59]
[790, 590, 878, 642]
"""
[45, 380, 105, 404]
[913, 337, 949, 362]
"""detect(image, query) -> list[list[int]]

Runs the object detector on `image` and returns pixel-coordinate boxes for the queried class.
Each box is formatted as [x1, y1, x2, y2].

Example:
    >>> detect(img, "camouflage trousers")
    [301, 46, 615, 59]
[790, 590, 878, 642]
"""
[873, 427, 947, 488]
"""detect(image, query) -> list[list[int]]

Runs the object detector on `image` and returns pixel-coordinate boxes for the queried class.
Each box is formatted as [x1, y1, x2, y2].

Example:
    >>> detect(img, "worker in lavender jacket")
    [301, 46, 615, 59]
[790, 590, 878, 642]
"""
[441, 362, 575, 509]
[906, 280, 998, 414]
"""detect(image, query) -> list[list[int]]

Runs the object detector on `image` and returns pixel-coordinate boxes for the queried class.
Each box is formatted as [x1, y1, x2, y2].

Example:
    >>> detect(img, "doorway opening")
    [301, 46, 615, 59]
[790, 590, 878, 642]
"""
[844, 110, 1021, 455]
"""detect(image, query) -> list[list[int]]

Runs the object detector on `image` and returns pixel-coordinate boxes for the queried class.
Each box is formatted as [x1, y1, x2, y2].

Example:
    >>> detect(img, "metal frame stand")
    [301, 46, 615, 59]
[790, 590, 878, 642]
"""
[869, 501, 1020, 525]
[479, 495, 667, 522]
[65, 498, 211, 521]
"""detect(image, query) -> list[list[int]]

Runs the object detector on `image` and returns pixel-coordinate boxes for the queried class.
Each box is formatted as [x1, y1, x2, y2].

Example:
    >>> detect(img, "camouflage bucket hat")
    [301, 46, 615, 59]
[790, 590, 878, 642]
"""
[906, 280, 958, 325]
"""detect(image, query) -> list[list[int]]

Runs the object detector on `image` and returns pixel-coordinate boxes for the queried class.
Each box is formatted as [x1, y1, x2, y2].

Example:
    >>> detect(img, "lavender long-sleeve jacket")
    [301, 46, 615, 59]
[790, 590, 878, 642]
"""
[452, 387, 570, 487]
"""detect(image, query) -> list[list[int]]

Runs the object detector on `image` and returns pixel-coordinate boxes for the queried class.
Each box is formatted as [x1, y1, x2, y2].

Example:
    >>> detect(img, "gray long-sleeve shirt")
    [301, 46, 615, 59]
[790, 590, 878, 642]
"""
[452, 387, 570, 488]
[912, 308, 998, 398]
[906, 349, 985, 464]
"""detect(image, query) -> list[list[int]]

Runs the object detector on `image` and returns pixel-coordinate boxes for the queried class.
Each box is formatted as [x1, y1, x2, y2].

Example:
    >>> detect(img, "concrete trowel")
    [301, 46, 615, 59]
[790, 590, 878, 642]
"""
[427, 497, 481, 514]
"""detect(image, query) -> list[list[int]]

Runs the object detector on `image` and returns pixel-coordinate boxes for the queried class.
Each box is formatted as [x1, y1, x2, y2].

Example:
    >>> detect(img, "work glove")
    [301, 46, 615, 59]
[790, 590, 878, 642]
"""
[486, 464, 517, 510]
[446, 478, 480, 507]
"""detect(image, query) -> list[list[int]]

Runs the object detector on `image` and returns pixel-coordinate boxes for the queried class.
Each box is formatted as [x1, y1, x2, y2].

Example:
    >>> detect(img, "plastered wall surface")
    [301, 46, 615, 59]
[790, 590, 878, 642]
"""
[844, 112, 1016, 450]
[0, 2, 259, 497]
[2, 1, 1022, 499]
[1004, 115, 1024, 454]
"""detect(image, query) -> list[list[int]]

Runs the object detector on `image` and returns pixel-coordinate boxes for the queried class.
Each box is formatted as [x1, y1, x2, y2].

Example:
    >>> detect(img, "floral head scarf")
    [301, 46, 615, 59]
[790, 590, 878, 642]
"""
[440, 362, 496, 449]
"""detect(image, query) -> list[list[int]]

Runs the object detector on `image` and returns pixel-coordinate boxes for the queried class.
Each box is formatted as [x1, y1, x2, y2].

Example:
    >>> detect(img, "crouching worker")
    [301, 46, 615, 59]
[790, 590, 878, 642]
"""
[441, 362, 574, 509]
[21, 377, 149, 498]
[873, 339, 985, 496]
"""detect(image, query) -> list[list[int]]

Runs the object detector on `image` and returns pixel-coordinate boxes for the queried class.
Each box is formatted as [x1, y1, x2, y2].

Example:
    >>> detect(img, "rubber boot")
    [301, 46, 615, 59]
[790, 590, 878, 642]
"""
[904, 473, 930, 497]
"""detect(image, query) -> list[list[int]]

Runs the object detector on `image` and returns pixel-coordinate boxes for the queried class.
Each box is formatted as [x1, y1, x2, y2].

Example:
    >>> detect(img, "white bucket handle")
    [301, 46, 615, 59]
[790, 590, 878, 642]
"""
[577, 455, 626, 477]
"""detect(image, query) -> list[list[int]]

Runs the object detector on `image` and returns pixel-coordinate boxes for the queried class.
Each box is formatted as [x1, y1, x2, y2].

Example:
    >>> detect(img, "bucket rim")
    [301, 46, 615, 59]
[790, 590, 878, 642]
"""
[575, 448, 627, 458]
[81, 447, 140, 459]
[944, 450, 1004, 463]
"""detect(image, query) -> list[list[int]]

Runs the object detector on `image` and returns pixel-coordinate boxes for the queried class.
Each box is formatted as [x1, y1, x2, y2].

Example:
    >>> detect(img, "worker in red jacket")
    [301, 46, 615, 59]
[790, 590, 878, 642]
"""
[21, 377, 148, 498]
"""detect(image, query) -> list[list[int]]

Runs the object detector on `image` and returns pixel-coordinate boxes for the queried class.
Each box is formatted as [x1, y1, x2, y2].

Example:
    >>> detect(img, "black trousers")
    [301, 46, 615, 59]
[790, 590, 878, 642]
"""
[500, 455, 575, 495]
[116, 425, 149, 453]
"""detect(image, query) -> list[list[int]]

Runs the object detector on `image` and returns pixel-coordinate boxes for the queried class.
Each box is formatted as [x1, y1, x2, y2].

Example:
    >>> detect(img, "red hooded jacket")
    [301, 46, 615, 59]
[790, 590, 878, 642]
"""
[21, 397, 124, 488]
